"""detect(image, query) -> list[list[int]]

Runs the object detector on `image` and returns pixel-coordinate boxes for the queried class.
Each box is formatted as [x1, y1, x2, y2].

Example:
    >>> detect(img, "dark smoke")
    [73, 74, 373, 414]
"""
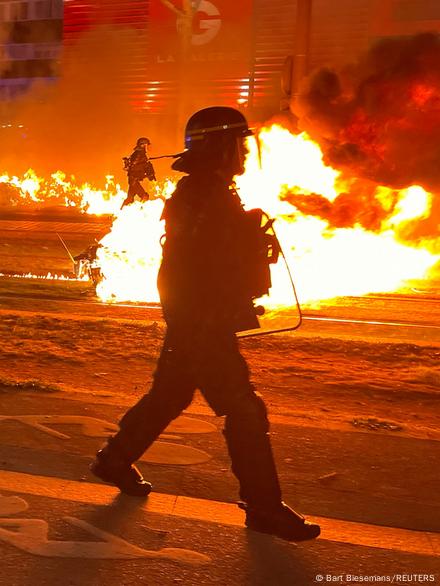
[295, 32, 440, 192]
[292, 32, 440, 248]
[282, 179, 398, 232]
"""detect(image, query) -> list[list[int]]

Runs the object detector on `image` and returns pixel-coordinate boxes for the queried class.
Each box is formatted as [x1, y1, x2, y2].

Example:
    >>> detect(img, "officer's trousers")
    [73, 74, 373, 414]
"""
[123, 178, 149, 206]
[108, 327, 283, 508]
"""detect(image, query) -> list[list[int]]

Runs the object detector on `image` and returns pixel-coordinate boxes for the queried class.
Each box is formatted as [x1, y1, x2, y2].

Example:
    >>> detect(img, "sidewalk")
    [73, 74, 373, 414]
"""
[0, 385, 439, 585]
[1, 470, 439, 558]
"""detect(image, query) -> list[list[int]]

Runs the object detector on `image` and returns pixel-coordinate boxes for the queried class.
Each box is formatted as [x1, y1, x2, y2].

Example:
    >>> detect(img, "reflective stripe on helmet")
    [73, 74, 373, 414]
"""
[186, 121, 252, 140]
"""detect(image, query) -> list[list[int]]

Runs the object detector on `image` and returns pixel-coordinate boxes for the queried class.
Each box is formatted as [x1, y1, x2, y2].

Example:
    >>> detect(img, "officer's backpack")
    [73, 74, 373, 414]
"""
[123, 156, 156, 181]
[122, 156, 131, 172]
[238, 208, 281, 300]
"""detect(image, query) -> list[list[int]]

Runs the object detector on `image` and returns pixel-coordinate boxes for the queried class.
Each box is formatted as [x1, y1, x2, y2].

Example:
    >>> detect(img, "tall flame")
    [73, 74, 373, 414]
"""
[1, 124, 438, 304]
[95, 200, 164, 303]
[235, 126, 438, 305]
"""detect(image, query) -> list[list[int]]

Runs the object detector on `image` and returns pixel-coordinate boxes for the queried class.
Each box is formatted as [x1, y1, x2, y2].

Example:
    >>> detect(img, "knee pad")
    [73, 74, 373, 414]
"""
[225, 393, 270, 438]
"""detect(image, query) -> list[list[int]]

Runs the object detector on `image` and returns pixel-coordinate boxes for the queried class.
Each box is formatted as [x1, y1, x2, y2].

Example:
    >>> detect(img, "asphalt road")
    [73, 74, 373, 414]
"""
[0, 212, 438, 584]
[0, 389, 439, 586]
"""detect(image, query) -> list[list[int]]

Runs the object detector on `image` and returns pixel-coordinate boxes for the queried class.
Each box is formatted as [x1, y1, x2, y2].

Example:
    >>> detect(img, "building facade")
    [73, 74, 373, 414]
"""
[0, 0, 63, 100]
[2, 1, 440, 118]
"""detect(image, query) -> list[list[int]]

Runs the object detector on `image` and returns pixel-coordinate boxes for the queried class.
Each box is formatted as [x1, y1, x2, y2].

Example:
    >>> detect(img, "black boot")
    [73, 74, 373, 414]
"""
[239, 501, 320, 542]
[90, 448, 152, 497]
[224, 398, 283, 507]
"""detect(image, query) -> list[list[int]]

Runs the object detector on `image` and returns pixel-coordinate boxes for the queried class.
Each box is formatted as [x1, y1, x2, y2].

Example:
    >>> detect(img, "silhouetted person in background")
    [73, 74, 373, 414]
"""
[91, 107, 320, 543]
[122, 137, 156, 207]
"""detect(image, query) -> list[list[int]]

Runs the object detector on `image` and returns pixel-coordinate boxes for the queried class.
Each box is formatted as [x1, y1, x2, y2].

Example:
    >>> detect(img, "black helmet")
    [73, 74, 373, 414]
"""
[172, 107, 252, 174]
[184, 107, 252, 150]
[136, 137, 151, 147]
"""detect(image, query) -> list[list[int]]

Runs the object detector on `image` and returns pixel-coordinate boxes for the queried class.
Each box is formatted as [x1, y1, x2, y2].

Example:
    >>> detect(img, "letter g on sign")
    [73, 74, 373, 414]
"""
[192, 1, 221, 46]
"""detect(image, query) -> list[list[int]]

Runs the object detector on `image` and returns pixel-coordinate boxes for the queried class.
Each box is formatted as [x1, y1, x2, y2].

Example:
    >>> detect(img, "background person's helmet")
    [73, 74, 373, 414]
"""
[136, 137, 151, 147]
[184, 106, 252, 150]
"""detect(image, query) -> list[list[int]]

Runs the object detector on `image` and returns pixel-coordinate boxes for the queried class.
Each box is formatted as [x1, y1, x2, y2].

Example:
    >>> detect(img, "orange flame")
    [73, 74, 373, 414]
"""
[0, 169, 172, 216]
[0, 271, 88, 281]
[1, 124, 438, 306]
[235, 126, 438, 305]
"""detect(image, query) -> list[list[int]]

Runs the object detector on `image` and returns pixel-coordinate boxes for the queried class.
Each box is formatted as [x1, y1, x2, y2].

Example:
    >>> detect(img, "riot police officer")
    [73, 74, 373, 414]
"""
[122, 137, 157, 207]
[91, 107, 320, 543]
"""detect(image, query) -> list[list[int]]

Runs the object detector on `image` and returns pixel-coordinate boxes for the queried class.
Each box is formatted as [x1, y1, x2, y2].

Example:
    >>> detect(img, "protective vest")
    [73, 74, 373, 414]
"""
[123, 148, 156, 181]
[158, 175, 279, 333]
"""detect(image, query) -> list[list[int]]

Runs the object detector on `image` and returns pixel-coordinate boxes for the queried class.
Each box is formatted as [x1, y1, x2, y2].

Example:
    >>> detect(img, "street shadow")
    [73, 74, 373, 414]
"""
[244, 528, 320, 586]
[49, 493, 168, 586]
[16, 492, 162, 586]
[81, 492, 167, 549]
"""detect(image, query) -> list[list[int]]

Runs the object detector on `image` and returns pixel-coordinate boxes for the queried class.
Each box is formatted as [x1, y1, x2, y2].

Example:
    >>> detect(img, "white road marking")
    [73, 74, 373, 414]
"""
[0, 414, 119, 439]
[0, 414, 214, 465]
[0, 514, 210, 564]
[142, 441, 212, 465]
[0, 415, 217, 439]
[0, 470, 438, 557]
[0, 494, 28, 515]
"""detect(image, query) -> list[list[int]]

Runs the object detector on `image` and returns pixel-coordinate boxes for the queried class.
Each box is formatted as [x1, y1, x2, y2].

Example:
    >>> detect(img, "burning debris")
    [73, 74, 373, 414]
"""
[0, 122, 439, 306]
[72, 244, 102, 286]
[1, 34, 440, 305]
[0, 170, 124, 213]
[0, 271, 87, 282]
[0, 170, 173, 214]
[236, 127, 438, 304]
[294, 33, 440, 238]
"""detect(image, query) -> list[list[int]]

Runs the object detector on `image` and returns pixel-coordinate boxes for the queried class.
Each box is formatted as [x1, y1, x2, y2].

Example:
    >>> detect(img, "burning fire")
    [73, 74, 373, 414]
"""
[1, 124, 438, 306]
[0, 271, 88, 281]
[0, 169, 172, 216]
[0, 169, 123, 213]
[235, 126, 438, 304]
[95, 200, 164, 303]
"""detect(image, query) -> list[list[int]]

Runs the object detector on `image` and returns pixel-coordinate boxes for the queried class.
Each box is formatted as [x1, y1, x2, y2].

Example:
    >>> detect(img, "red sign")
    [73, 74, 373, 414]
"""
[148, 0, 253, 78]
[63, 1, 254, 112]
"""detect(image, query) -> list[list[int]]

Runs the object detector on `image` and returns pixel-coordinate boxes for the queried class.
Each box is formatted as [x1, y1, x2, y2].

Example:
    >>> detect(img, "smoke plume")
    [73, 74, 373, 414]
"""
[292, 32, 440, 248]
[295, 32, 440, 192]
